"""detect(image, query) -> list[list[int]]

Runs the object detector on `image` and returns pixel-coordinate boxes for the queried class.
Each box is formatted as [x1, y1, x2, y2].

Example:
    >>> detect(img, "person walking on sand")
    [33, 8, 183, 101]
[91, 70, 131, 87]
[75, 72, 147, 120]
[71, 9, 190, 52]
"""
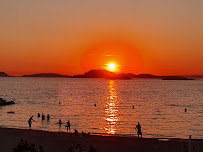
[28, 116, 34, 128]
[135, 122, 142, 138]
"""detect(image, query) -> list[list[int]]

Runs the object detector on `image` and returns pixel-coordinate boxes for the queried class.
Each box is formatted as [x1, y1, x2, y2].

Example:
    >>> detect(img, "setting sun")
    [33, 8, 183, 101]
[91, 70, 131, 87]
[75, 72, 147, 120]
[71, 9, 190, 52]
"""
[107, 63, 117, 72]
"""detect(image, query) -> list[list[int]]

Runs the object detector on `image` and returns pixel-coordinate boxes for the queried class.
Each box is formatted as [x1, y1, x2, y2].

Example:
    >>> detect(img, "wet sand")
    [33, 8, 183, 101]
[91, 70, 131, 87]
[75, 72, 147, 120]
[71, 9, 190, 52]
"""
[0, 127, 202, 152]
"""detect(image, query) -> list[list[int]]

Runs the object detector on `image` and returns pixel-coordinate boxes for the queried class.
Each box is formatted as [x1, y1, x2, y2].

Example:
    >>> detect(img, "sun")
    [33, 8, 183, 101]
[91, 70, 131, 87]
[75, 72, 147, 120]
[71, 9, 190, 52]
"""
[107, 63, 117, 72]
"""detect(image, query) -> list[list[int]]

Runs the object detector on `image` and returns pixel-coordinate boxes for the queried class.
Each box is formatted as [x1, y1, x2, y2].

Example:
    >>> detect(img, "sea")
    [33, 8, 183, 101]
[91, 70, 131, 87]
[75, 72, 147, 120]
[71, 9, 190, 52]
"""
[0, 77, 202, 139]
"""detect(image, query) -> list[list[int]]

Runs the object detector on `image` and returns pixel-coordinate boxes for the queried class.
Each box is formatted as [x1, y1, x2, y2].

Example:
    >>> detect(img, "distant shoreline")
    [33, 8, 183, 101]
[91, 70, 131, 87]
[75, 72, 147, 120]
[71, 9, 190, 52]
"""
[1, 70, 202, 79]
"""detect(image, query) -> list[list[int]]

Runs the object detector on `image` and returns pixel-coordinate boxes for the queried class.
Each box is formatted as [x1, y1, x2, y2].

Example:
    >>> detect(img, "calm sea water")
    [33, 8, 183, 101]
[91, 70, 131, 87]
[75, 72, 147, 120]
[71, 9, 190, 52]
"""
[0, 77, 202, 139]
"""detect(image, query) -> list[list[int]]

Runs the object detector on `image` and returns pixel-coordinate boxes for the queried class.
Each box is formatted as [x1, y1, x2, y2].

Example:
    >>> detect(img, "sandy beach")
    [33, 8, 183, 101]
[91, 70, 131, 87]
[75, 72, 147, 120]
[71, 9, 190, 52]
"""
[0, 127, 202, 152]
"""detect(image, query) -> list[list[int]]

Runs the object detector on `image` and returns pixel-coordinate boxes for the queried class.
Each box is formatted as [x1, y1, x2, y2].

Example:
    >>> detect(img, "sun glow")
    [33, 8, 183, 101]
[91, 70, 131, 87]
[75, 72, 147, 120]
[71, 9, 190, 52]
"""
[107, 63, 117, 72]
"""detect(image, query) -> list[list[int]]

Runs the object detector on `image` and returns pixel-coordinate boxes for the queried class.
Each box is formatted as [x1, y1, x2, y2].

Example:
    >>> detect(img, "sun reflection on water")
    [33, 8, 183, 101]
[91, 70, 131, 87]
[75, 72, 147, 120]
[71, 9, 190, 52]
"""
[104, 80, 119, 134]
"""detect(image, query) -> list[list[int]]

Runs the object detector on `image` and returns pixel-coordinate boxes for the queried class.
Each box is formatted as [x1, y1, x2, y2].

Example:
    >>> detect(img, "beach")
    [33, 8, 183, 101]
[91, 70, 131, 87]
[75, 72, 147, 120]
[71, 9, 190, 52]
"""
[0, 127, 203, 152]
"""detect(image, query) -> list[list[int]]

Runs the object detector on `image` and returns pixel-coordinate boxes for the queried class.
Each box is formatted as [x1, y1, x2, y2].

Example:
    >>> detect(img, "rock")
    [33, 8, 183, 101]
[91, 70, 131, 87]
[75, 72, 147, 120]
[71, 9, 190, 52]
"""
[0, 98, 15, 106]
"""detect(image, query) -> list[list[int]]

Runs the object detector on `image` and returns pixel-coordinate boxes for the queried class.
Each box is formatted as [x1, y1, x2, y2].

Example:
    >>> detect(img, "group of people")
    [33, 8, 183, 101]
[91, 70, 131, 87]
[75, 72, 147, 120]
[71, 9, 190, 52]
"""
[29, 115, 142, 138]
[37, 113, 50, 121]
[28, 115, 72, 132]
[28, 113, 51, 128]
[68, 144, 96, 152]
[13, 138, 44, 152]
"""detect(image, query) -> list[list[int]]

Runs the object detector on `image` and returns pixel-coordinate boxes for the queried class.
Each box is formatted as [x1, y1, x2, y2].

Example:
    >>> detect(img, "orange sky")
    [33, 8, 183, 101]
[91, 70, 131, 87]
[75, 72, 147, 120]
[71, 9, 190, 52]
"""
[0, 0, 203, 76]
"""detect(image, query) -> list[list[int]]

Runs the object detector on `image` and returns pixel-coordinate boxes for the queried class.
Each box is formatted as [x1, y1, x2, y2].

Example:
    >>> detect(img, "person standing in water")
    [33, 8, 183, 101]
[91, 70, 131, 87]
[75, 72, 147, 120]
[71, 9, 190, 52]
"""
[47, 114, 50, 121]
[28, 116, 34, 128]
[135, 122, 142, 138]
[65, 120, 70, 132]
[58, 119, 62, 128]
[42, 113, 45, 121]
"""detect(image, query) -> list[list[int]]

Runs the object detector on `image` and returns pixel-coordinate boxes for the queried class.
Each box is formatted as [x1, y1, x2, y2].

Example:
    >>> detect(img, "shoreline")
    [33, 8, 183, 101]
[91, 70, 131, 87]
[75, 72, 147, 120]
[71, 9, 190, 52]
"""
[0, 127, 202, 152]
[1, 125, 201, 140]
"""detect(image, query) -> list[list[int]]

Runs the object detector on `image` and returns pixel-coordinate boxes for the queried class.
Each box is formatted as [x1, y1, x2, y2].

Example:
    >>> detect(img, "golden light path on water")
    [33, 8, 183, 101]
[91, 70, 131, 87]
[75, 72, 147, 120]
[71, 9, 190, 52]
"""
[104, 80, 119, 134]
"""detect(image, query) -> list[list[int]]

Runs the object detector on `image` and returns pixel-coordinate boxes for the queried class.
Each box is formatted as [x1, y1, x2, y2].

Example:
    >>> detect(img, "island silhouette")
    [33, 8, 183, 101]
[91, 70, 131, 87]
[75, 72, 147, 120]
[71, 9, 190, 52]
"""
[0, 70, 198, 80]
[0, 72, 11, 77]
[22, 73, 71, 78]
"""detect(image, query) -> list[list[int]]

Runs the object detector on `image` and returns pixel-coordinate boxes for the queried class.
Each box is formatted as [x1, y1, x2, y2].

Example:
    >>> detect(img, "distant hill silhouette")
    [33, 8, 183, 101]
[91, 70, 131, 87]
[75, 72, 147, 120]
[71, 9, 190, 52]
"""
[22, 73, 71, 78]
[0, 70, 197, 80]
[72, 70, 117, 78]
[0, 72, 10, 77]
[181, 75, 203, 79]
[84, 69, 117, 78]
[127, 73, 161, 79]
[162, 76, 194, 80]
[72, 70, 162, 79]
[127, 73, 194, 80]
[113, 73, 132, 80]
[72, 70, 193, 80]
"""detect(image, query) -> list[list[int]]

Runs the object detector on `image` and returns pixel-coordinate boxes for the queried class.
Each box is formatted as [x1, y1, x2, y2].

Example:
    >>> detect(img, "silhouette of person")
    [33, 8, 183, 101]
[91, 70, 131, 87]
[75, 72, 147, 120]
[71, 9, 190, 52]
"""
[23, 140, 28, 150]
[135, 122, 142, 138]
[58, 118, 62, 127]
[89, 144, 96, 152]
[68, 145, 74, 152]
[37, 113, 40, 118]
[66, 120, 70, 131]
[42, 114, 45, 121]
[74, 129, 78, 135]
[47, 114, 50, 121]
[17, 138, 24, 150]
[38, 146, 45, 152]
[28, 116, 34, 128]
[185, 108, 187, 113]
[75, 144, 81, 152]
[30, 144, 36, 152]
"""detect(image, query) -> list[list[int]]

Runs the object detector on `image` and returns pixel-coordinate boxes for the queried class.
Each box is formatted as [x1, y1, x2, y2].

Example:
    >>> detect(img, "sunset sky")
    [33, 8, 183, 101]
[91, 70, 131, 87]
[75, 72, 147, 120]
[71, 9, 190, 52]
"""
[0, 0, 203, 76]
